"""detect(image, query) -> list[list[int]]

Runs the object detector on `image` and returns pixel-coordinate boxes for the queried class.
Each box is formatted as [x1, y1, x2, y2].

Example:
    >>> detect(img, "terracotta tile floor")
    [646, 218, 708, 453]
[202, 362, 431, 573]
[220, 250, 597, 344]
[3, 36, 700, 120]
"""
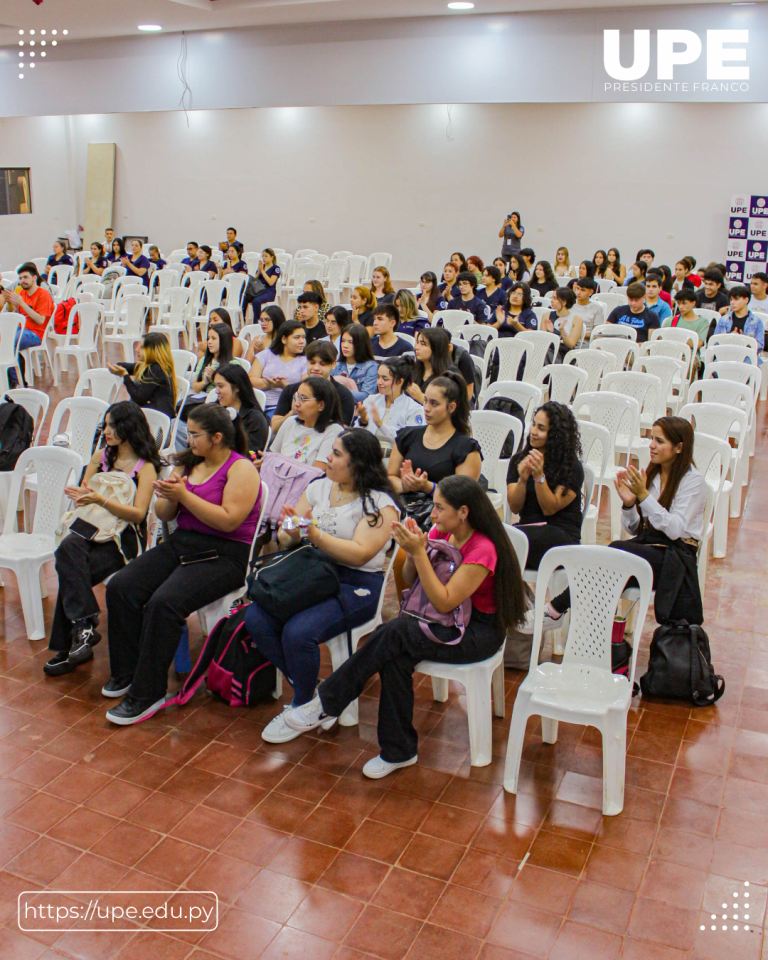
[0, 363, 766, 959]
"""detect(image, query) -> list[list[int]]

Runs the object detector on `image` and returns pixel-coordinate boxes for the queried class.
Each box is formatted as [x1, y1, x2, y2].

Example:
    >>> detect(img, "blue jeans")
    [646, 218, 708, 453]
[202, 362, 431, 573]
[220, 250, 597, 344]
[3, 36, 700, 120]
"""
[11, 329, 40, 385]
[244, 566, 383, 705]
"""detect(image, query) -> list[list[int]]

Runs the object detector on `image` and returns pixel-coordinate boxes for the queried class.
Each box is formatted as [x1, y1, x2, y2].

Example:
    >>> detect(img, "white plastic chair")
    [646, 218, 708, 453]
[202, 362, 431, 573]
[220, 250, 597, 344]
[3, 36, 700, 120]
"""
[693, 433, 732, 570]
[513, 330, 560, 384]
[680, 401, 748, 520]
[172, 350, 198, 377]
[693, 307, 721, 327]
[364, 253, 393, 283]
[479, 339, 529, 404]
[49, 264, 74, 293]
[0, 447, 84, 639]
[650, 328, 698, 380]
[470, 409, 522, 512]
[152, 288, 191, 349]
[6, 389, 49, 447]
[601, 369, 662, 456]
[457, 324, 498, 345]
[341, 255, 369, 294]
[689, 375, 755, 466]
[590, 323, 637, 342]
[74, 368, 122, 404]
[187, 280, 228, 344]
[535, 364, 587, 405]
[20, 322, 52, 386]
[577, 420, 611, 544]
[103, 295, 149, 363]
[324, 259, 347, 305]
[596, 278, 617, 292]
[414, 526, 529, 767]
[148, 269, 177, 307]
[143, 409, 172, 450]
[593, 292, 629, 312]
[636, 356, 687, 416]
[503, 545, 653, 815]
[704, 343, 758, 367]
[593, 337, 639, 371]
[431, 310, 472, 336]
[479, 382, 541, 439]
[80, 282, 105, 300]
[564, 348, 616, 392]
[52, 303, 102, 385]
[294, 249, 318, 261]
[0, 316, 22, 394]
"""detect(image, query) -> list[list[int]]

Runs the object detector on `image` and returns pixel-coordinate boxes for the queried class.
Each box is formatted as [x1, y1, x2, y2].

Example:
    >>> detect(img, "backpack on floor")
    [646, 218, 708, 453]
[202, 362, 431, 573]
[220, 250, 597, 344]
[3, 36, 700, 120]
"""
[640, 620, 724, 707]
[0, 398, 34, 472]
[168, 605, 277, 708]
[53, 298, 80, 335]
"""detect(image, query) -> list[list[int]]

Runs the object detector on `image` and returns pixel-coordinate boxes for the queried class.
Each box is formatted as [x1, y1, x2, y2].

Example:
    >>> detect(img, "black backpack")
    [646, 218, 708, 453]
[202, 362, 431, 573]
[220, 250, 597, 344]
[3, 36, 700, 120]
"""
[0, 398, 34, 472]
[640, 620, 725, 707]
[483, 395, 526, 459]
[169, 605, 276, 708]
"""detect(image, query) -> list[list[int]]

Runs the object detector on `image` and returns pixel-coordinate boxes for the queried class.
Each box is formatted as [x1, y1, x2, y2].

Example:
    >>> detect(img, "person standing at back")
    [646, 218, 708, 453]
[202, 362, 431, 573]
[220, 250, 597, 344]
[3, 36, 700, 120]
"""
[499, 211, 524, 262]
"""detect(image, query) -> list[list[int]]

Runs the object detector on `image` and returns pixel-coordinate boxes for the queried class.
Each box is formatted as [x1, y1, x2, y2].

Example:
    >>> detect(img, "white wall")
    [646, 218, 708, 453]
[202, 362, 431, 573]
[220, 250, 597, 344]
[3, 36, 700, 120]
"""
[2, 101, 767, 276]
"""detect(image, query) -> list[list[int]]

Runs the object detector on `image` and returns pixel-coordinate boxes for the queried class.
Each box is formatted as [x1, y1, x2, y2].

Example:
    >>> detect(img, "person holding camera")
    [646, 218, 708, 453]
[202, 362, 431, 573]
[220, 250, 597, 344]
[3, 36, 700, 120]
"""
[499, 211, 524, 262]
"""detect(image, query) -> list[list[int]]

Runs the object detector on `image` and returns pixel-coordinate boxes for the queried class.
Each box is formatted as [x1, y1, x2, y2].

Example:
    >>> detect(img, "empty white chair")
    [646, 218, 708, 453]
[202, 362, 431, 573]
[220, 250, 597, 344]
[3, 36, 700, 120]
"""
[187, 280, 228, 343]
[52, 303, 103, 385]
[168, 249, 187, 264]
[516, 331, 561, 384]
[149, 268, 180, 307]
[49, 264, 74, 292]
[172, 349, 198, 377]
[341, 255, 368, 293]
[636, 355, 687, 415]
[693, 307, 721, 327]
[470, 409, 522, 511]
[689, 374, 756, 462]
[324, 259, 348, 305]
[680, 399, 749, 519]
[602, 368, 662, 442]
[182, 270, 209, 294]
[596, 278, 617, 292]
[143, 409, 172, 450]
[20, 322, 52, 386]
[535, 364, 587, 405]
[504, 545, 653, 814]
[365, 252, 393, 282]
[704, 342, 758, 367]
[330, 251, 353, 262]
[80, 282, 105, 300]
[0, 316, 22, 394]
[431, 310, 472, 336]
[592, 337, 639, 371]
[590, 323, 637, 341]
[74, 368, 122, 404]
[0, 447, 84, 638]
[103, 295, 149, 363]
[479, 339, 529, 403]
[294, 249, 318, 260]
[152, 288, 191, 349]
[414, 526, 529, 766]
[564, 348, 616, 392]
[577, 420, 611, 544]
[693, 432, 732, 570]
[593, 292, 630, 313]
[650, 327, 697, 380]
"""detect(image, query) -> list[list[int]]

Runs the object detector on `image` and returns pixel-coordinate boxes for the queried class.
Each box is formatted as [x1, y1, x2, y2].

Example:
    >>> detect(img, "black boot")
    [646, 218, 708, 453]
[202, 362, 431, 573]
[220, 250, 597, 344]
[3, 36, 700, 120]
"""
[44, 651, 75, 677]
[68, 619, 102, 665]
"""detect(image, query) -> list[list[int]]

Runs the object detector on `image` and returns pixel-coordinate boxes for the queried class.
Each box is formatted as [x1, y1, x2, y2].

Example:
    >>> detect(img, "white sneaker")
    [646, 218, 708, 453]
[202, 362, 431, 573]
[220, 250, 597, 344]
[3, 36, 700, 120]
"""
[518, 606, 564, 635]
[283, 695, 337, 733]
[362, 755, 418, 780]
[262, 707, 303, 744]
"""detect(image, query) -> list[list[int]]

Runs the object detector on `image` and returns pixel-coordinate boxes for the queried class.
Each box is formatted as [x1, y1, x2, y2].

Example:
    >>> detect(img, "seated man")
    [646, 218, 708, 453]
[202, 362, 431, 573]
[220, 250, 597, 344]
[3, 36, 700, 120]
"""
[448, 271, 492, 325]
[0, 262, 54, 386]
[644, 273, 672, 323]
[750, 271, 768, 313]
[606, 281, 660, 343]
[296, 291, 327, 345]
[370, 304, 414, 360]
[664, 290, 710, 363]
[714, 285, 765, 364]
[270, 339, 356, 433]
[696, 269, 730, 316]
[182, 241, 200, 271]
[571, 277, 602, 342]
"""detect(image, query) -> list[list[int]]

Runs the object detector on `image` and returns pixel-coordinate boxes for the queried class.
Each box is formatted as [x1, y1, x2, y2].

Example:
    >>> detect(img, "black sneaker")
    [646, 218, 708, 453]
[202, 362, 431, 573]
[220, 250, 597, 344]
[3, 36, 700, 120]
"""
[68, 624, 102, 665]
[44, 651, 75, 677]
[101, 677, 133, 698]
[106, 694, 167, 726]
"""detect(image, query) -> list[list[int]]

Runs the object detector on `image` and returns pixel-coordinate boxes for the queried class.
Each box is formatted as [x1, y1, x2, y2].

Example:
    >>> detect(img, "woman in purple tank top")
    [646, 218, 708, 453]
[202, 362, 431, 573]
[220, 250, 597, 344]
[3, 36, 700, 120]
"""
[104, 404, 262, 725]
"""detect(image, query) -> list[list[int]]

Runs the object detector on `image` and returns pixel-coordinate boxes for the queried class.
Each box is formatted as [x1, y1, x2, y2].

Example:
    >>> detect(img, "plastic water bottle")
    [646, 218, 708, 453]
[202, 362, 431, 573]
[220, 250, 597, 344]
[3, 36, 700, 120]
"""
[52, 433, 70, 448]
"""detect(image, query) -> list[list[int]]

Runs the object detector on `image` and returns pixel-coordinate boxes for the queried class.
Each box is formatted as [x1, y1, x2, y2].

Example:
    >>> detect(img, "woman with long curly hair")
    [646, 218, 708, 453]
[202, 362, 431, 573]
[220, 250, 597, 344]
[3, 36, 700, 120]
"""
[506, 401, 584, 577]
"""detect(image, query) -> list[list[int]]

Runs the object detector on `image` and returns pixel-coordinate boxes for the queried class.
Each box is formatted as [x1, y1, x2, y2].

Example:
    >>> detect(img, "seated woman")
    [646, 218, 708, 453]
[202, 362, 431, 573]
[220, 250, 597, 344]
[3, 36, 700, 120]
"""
[356, 356, 424, 444]
[44, 240, 74, 280]
[44, 402, 161, 676]
[416, 273, 448, 325]
[332, 325, 378, 402]
[566, 260, 595, 291]
[106, 238, 126, 265]
[529, 260, 558, 299]
[467, 256, 484, 284]
[605, 248, 626, 285]
[494, 257, 513, 291]
[195, 245, 219, 278]
[323, 305, 353, 350]
[250, 320, 308, 417]
[249, 248, 282, 315]
[506, 403, 583, 624]
[280, 475, 526, 778]
[537, 417, 706, 632]
[553, 246, 577, 280]
[480, 265, 505, 318]
[493, 281, 538, 338]
[191, 322, 246, 397]
[396, 288, 430, 338]
[219, 242, 249, 278]
[108, 331, 177, 420]
[249, 428, 400, 743]
[350, 286, 377, 330]
[438, 262, 460, 301]
[541, 287, 583, 357]
[593, 249, 608, 278]
[370, 267, 395, 306]
[104, 404, 262, 724]
[120, 238, 151, 289]
[269, 375, 344, 470]
[213, 363, 269, 458]
[506, 254, 529, 284]
[408, 328, 475, 404]
[207, 308, 245, 358]
[81, 242, 109, 277]
[148, 245, 167, 272]
[245, 305, 286, 362]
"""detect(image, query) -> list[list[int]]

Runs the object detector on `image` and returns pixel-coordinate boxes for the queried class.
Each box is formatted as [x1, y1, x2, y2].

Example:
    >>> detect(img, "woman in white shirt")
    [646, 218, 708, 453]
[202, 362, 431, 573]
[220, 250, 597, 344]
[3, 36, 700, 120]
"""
[356, 356, 425, 445]
[269, 376, 344, 471]
[247, 428, 400, 743]
[541, 287, 583, 358]
[553, 247, 577, 279]
[542, 417, 707, 628]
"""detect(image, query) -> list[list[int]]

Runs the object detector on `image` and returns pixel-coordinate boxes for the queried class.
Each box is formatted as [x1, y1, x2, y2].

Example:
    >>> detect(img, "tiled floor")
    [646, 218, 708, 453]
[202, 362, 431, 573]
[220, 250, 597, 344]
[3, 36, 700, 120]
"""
[0, 364, 766, 960]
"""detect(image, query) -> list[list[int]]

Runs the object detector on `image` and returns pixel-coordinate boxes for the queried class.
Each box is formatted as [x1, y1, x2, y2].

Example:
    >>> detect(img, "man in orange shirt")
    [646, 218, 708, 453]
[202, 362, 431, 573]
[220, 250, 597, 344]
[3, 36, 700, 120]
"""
[0, 262, 54, 385]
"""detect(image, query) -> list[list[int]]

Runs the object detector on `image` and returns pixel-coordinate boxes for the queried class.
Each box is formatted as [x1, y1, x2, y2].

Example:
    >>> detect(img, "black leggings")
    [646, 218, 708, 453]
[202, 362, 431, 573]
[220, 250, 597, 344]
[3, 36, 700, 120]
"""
[550, 539, 665, 614]
[516, 523, 580, 571]
[106, 529, 249, 700]
[319, 611, 504, 764]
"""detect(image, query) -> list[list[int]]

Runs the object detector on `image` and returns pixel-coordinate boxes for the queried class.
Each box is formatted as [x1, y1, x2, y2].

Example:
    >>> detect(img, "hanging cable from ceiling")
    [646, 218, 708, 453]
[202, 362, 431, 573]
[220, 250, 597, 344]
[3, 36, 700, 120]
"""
[177, 31, 192, 127]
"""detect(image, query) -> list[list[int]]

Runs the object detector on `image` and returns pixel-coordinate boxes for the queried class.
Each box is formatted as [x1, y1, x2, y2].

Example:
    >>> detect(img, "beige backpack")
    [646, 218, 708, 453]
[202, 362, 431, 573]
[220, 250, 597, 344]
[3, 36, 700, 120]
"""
[56, 471, 141, 559]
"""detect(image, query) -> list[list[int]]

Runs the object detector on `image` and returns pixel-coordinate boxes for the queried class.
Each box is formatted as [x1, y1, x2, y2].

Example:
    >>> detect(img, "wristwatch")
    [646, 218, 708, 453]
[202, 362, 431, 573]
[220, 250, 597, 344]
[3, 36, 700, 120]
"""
[536, 476, 546, 484]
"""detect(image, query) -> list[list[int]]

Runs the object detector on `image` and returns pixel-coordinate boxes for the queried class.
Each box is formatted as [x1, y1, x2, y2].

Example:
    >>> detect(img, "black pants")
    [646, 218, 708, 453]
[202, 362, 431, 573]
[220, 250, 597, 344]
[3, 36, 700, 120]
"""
[49, 533, 133, 652]
[516, 523, 580, 571]
[319, 611, 504, 763]
[550, 539, 665, 614]
[106, 529, 250, 700]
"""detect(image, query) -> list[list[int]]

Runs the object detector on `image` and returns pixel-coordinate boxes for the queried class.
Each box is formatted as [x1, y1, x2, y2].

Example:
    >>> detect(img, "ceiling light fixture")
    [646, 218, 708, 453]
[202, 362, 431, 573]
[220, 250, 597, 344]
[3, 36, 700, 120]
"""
[448, 2, 475, 8]
[138, 24, 163, 32]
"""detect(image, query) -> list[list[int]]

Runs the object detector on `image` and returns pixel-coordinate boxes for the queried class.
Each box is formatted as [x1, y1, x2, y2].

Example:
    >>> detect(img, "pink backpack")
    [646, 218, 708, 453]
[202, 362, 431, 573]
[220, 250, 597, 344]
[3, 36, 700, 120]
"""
[400, 539, 472, 644]
[258, 452, 324, 526]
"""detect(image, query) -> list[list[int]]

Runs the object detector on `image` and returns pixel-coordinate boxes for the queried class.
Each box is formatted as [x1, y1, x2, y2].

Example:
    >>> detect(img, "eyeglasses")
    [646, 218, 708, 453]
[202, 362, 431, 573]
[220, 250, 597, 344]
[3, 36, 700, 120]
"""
[294, 394, 314, 404]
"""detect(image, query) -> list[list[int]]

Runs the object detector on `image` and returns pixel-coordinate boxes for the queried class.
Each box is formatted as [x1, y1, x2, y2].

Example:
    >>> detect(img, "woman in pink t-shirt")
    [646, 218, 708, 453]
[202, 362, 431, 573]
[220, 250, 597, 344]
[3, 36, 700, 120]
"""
[281, 476, 527, 779]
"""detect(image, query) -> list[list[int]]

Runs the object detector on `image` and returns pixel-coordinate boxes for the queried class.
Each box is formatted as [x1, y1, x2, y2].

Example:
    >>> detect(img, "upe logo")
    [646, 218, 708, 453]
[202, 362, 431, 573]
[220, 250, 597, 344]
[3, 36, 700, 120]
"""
[604, 29, 749, 80]
[730, 218, 748, 239]
[747, 241, 767, 261]
[727, 262, 744, 281]
[727, 242, 745, 260]
[749, 224, 768, 240]
[751, 196, 768, 217]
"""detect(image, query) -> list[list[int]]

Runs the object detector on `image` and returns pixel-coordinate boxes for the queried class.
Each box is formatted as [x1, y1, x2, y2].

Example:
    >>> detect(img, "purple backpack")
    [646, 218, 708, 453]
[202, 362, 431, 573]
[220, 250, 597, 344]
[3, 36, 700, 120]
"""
[259, 452, 324, 526]
[400, 539, 472, 644]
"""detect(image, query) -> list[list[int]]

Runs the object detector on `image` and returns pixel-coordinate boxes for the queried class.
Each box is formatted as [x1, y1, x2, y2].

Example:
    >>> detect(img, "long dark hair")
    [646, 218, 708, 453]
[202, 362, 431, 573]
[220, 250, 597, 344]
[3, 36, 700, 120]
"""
[428, 373, 471, 436]
[260, 304, 286, 335]
[111, 238, 126, 258]
[507, 254, 527, 281]
[299, 376, 343, 432]
[103, 401, 162, 473]
[507, 281, 532, 311]
[511, 401, 582, 493]
[341, 324, 374, 365]
[325, 305, 352, 335]
[420, 271, 442, 314]
[174, 403, 248, 470]
[214, 363, 260, 411]
[337, 428, 401, 527]
[202, 322, 235, 369]
[209, 307, 233, 334]
[451, 252, 469, 273]
[270, 320, 305, 356]
[607, 247, 622, 274]
[438, 475, 526, 631]
[592, 250, 608, 277]
[645, 417, 695, 511]
[379, 355, 416, 393]
[534, 260, 556, 285]
[415, 327, 451, 384]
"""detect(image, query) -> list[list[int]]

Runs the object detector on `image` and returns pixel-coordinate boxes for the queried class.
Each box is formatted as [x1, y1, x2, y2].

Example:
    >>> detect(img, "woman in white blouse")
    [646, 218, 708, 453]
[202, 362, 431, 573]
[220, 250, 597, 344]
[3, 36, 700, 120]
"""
[268, 376, 344, 472]
[541, 417, 707, 628]
[355, 356, 424, 446]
